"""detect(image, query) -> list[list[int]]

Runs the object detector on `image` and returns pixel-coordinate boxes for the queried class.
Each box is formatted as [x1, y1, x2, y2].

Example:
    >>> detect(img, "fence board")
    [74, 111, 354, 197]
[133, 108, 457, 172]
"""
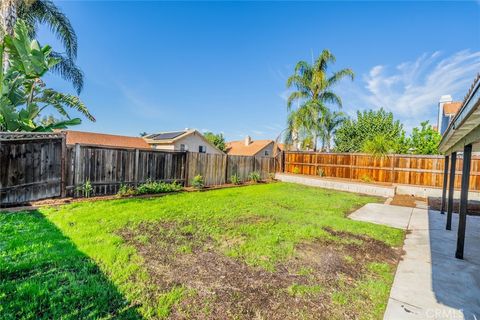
[0, 133, 63, 205]
[284, 152, 480, 191]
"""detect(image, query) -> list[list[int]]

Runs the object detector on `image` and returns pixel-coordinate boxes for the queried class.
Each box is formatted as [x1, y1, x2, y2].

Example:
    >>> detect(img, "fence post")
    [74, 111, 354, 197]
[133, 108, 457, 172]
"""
[74, 143, 81, 196]
[134, 149, 139, 186]
[60, 134, 67, 198]
[225, 154, 229, 184]
[391, 154, 396, 184]
[184, 151, 190, 187]
[349, 153, 353, 180]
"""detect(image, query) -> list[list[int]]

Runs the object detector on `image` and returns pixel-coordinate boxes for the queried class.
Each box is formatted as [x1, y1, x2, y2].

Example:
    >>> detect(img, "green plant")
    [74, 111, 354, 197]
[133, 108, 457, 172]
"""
[360, 175, 373, 183]
[317, 168, 325, 177]
[76, 180, 93, 198]
[248, 171, 261, 183]
[334, 108, 406, 153]
[0, 20, 94, 132]
[192, 175, 204, 189]
[116, 184, 136, 198]
[409, 121, 441, 155]
[135, 180, 182, 195]
[267, 172, 276, 181]
[1, 0, 83, 93]
[230, 174, 241, 185]
[203, 132, 227, 152]
[285, 49, 354, 151]
[292, 167, 300, 174]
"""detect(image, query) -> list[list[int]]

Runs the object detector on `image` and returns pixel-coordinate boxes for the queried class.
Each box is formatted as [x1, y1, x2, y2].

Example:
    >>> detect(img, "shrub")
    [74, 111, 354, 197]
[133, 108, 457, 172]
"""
[267, 172, 276, 181]
[317, 168, 325, 177]
[136, 180, 182, 195]
[360, 175, 373, 183]
[248, 171, 261, 183]
[192, 175, 204, 189]
[116, 184, 136, 198]
[230, 174, 241, 185]
[77, 180, 93, 198]
[293, 167, 300, 174]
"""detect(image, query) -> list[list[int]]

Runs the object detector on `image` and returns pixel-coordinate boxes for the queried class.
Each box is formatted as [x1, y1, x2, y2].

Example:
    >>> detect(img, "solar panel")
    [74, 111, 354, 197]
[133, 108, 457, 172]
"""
[149, 131, 186, 140]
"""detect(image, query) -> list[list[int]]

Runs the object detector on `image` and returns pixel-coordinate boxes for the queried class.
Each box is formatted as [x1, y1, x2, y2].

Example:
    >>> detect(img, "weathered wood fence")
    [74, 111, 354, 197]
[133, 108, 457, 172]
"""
[284, 152, 480, 191]
[0, 133, 276, 206]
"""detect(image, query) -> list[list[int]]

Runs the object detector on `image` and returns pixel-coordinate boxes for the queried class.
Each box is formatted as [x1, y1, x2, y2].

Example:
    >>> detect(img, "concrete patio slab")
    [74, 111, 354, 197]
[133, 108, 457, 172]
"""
[349, 204, 480, 320]
[349, 203, 413, 229]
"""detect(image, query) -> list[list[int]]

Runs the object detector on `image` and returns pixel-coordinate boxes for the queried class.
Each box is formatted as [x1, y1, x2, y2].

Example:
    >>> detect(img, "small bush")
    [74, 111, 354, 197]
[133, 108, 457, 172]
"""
[267, 172, 276, 181]
[360, 175, 373, 183]
[230, 174, 241, 185]
[292, 167, 300, 174]
[116, 184, 136, 198]
[317, 168, 325, 177]
[136, 180, 182, 195]
[76, 180, 93, 198]
[192, 175, 204, 189]
[248, 171, 261, 183]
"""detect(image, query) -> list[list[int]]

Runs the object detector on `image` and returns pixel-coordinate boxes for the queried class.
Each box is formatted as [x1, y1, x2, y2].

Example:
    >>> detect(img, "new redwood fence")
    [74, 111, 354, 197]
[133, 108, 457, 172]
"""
[284, 152, 480, 191]
[0, 133, 276, 206]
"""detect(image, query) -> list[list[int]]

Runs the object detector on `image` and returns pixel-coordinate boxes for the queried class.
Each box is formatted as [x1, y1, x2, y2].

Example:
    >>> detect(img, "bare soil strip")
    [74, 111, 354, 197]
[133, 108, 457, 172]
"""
[119, 222, 401, 319]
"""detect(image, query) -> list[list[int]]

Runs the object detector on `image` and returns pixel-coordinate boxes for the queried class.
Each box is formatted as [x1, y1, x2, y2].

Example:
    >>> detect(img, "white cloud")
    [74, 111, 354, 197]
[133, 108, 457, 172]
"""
[342, 50, 480, 131]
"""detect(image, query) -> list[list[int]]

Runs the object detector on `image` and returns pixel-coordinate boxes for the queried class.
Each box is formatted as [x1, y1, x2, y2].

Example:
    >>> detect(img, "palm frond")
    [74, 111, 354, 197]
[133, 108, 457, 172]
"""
[49, 51, 84, 94]
[22, 0, 78, 60]
[39, 89, 95, 121]
[286, 91, 308, 110]
[327, 68, 355, 86]
[319, 91, 342, 108]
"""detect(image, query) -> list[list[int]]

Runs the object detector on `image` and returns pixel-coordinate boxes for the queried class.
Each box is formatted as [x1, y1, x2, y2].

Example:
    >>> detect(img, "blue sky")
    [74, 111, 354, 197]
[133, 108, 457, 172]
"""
[41, 1, 480, 141]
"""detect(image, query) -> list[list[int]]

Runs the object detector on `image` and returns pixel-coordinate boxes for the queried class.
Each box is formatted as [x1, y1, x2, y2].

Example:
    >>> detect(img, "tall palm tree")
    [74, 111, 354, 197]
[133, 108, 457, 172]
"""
[0, 0, 83, 93]
[321, 110, 346, 152]
[286, 49, 354, 151]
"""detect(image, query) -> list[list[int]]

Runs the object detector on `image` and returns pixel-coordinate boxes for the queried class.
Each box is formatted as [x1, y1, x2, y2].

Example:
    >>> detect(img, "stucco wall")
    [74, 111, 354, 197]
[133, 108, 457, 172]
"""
[151, 132, 223, 155]
[256, 143, 275, 157]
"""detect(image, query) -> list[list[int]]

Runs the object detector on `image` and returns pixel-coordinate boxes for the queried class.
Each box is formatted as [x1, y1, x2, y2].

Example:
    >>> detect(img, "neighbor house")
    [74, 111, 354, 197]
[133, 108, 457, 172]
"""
[62, 130, 151, 149]
[437, 95, 462, 135]
[226, 136, 280, 157]
[144, 130, 224, 154]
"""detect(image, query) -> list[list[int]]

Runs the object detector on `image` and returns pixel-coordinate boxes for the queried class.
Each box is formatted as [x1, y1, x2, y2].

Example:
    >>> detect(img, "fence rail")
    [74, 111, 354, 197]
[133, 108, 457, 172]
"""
[284, 152, 480, 191]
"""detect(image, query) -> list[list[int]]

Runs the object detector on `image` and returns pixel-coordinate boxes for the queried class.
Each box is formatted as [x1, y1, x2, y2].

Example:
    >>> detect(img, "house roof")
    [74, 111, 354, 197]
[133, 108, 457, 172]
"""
[144, 130, 194, 144]
[144, 130, 225, 153]
[63, 130, 151, 149]
[443, 102, 462, 116]
[226, 139, 274, 156]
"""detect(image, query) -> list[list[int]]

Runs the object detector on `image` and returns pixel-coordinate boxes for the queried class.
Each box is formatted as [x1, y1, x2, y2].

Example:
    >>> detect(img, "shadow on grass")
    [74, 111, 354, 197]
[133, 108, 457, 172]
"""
[0, 210, 142, 319]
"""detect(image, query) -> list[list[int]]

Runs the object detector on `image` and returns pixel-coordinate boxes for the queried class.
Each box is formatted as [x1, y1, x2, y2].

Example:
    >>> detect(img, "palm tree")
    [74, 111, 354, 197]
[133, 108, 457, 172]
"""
[1, 0, 82, 93]
[321, 110, 346, 152]
[286, 49, 354, 151]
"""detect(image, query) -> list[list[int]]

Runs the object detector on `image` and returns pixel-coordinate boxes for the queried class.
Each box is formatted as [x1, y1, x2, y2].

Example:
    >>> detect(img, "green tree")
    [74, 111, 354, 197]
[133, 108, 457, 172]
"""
[203, 131, 226, 152]
[321, 110, 346, 152]
[286, 50, 354, 151]
[0, 20, 93, 131]
[1, 0, 83, 93]
[409, 121, 441, 155]
[334, 108, 407, 153]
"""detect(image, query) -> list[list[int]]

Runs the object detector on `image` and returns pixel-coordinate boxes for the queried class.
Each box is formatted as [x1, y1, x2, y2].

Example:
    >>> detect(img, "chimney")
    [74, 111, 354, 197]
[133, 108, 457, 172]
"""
[244, 135, 252, 146]
[438, 95, 452, 135]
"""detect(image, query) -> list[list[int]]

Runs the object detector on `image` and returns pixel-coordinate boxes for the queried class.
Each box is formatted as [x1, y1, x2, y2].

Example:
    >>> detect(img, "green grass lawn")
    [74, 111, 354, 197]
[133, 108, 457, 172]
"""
[0, 182, 404, 319]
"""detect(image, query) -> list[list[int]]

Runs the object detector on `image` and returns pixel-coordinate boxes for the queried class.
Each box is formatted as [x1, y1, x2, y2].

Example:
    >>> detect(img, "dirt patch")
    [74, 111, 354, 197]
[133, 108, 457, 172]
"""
[119, 223, 400, 319]
[390, 194, 426, 208]
[428, 197, 480, 215]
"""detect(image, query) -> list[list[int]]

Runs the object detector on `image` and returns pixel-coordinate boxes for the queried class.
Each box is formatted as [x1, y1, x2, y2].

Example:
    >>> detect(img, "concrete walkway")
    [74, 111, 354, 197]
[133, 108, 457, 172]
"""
[349, 203, 480, 320]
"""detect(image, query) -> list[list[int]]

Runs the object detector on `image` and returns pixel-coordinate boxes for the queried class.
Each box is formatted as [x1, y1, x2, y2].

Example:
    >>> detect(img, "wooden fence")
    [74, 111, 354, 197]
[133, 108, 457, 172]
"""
[186, 153, 276, 186]
[284, 152, 480, 191]
[66, 144, 187, 196]
[0, 133, 65, 205]
[0, 133, 276, 206]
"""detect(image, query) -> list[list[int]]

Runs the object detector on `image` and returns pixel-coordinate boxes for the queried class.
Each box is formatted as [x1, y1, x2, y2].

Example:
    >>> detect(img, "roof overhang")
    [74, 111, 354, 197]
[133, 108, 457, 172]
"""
[439, 77, 480, 154]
